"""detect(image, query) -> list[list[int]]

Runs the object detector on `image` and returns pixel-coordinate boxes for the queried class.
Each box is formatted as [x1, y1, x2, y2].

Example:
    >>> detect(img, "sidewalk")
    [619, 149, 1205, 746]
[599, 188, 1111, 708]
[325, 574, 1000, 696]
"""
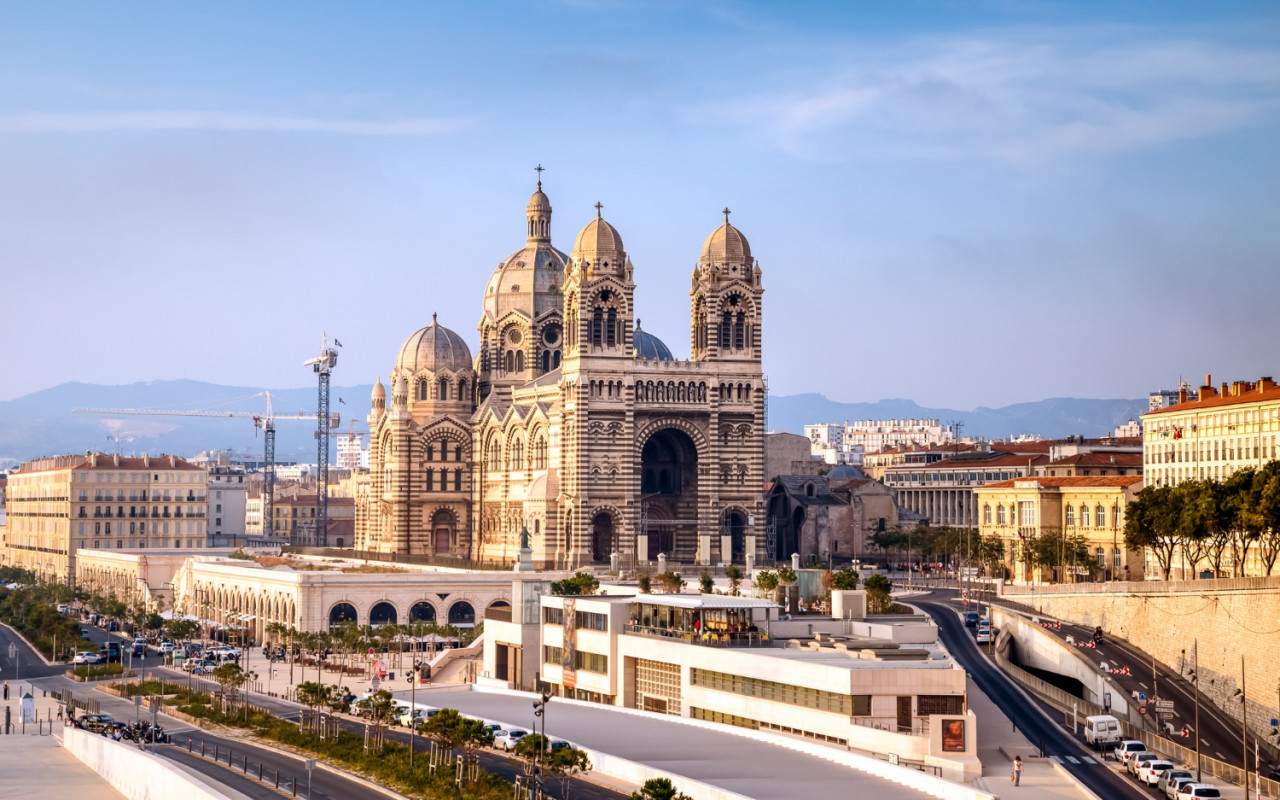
[229, 642, 482, 701]
[0, 685, 125, 800]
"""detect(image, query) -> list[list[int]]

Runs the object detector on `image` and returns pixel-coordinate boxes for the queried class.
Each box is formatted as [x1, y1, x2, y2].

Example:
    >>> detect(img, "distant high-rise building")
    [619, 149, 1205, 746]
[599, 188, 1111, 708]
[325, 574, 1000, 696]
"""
[336, 432, 369, 470]
[804, 419, 954, 465]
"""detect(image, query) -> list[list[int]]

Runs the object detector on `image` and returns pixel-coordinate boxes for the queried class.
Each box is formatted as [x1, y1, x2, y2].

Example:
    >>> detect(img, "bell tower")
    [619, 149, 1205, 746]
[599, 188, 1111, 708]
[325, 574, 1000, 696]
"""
[691, 208, 763, 362]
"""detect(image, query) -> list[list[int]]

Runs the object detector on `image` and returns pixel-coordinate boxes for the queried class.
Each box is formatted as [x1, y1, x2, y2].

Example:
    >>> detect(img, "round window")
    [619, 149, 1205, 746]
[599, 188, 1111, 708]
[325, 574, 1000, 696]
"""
[543, 327, 560, 345]
[508, 330, 523, 345]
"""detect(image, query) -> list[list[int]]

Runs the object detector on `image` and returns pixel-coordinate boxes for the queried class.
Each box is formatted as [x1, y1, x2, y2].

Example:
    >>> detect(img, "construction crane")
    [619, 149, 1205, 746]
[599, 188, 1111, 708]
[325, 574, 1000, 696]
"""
[73, 391, 317, 538]
[303, 333, 340, 546]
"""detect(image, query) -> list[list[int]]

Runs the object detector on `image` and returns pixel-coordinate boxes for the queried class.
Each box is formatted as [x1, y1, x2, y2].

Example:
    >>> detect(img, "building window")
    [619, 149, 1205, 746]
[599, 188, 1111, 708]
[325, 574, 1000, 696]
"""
[1065, 506, 1075, 526]
[996, 506, 1006, 525]
[983, 505, 991, 525]
[1096, 505, 1106, 527]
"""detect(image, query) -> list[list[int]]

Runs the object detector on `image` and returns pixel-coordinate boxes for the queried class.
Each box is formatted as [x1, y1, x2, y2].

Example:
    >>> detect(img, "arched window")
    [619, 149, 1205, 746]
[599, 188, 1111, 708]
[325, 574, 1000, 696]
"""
[983, 504, 991, 525]
[997, 505, 1007, 525]
[590, 308, 604, 346]
[720, 311, 732, 348]
[511, 438, 524, 469]
[1096, 505, 1106, 527]
[438, 377, 448, 399]
[457, 378, 468, 402]
[417, 379, 428, 401]
[734, 311, 745, 349]
[606, 308, 617, 347]
[1065, 505, 1075, 526]
[552, 350, 561, 368]
[504, 350, 515, 373]
[454, 468, 462, 490]
[542, 350, 550, 372]
[425, 469, 435, 491]
[1080, 506, 1090, 527]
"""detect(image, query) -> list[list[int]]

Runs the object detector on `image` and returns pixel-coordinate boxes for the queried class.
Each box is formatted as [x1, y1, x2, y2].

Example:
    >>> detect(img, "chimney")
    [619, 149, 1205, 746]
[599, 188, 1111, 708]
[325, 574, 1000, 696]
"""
[112, 453, 119, 467]
[1204, 373, 1212, 387]
[1222, 382, 1229, 398]
[1259, 376, 1274, 392]
[1178, 386, 1188, 404]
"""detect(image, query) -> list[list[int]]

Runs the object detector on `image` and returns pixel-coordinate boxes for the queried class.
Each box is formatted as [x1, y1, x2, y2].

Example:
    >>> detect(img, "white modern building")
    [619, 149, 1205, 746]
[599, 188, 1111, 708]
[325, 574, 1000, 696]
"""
[805, 420, 955, 466]
[482, 583, 979, 781]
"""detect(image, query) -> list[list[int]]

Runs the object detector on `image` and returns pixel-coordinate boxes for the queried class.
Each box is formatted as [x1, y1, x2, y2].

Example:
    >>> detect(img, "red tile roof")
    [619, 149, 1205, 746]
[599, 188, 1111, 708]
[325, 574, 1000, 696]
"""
[1046, 452, 1143, 467]
[980, 475, 1144, 490]
[923, 453, 1050, 470]
[1145, 378, 1280, 417]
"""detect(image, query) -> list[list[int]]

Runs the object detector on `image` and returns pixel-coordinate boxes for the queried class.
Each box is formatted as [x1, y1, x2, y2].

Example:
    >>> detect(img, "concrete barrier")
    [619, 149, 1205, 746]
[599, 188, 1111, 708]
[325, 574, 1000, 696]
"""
[61, 725, 248, 800]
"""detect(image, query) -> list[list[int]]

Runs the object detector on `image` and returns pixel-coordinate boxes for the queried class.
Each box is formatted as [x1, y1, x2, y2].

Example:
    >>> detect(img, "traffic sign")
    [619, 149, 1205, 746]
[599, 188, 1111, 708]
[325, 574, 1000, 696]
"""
[371, 675, 381, 692]
[1156, 700, 1174, 711]
[1138, 692, 1147, 702]
[1138, 706, 1148, 716]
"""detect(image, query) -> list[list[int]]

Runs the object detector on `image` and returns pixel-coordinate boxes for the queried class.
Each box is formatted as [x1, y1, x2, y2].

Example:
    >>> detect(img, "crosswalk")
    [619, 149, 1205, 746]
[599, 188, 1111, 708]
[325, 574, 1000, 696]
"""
[1049, 755, 1098, 766]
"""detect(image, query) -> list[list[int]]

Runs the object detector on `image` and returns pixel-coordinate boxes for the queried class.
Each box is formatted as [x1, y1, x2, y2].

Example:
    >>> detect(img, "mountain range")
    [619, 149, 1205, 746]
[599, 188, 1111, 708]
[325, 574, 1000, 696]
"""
[0, 380, 1147, 469]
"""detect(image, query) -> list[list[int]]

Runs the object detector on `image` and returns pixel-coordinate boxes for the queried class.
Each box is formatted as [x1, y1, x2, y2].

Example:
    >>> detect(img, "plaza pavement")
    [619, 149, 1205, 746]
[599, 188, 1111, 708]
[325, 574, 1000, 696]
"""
[0, 684, 125, 800]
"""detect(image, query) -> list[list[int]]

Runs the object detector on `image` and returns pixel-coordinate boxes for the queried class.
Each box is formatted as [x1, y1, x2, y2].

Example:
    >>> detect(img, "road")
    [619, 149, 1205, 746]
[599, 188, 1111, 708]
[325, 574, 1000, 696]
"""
[911, 590, 1150, 800]
[1000, 602, 1260, 772]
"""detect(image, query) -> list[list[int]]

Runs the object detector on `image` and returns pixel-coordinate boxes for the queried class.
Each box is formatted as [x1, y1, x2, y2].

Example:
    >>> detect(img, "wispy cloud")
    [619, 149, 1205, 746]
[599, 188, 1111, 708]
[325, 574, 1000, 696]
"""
[700, 30, 1280, 162]
[0, 111, 476, 136]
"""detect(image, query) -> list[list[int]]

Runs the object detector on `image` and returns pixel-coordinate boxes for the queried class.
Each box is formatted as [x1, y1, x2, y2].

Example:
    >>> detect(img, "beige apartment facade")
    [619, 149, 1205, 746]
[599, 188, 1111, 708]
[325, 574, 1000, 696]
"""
[975, 476, 1144, 582]
[3, 453, 208, 585]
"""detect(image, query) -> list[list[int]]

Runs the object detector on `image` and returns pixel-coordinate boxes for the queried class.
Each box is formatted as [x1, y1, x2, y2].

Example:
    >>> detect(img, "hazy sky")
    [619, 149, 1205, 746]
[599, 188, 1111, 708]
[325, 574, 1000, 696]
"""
[3, 1, 1279, 409]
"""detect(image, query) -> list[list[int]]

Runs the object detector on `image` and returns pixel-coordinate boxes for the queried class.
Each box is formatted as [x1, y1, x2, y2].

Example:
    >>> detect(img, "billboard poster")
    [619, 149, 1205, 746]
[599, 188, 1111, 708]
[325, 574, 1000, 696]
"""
[941, 718, 966, 752]
[562, 597, 577, 690]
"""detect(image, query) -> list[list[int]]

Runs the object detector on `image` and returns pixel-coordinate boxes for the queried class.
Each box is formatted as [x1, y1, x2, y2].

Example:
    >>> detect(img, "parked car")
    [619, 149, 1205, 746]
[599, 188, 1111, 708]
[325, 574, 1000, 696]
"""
[1138, 759, 1175, 785]
[964, 611, 980, 628]
[73, 651, 103, 665]
[493, 729, 529, 751]
[1114, 740, 1147, 767]
[102, 642, 122, 663]
[1159, 770, 1195, 799]
[975, 629, 992, 644]
[80, 713, 115, 733]
[1175, 784, 1222, 800]
[159, 641, 176, 655]
[1129, 752, 1161, 776]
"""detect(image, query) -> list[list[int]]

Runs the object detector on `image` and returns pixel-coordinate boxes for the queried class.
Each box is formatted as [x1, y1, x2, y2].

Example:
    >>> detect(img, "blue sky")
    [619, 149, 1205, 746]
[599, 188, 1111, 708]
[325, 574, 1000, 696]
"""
[2, 1, 1278, 409]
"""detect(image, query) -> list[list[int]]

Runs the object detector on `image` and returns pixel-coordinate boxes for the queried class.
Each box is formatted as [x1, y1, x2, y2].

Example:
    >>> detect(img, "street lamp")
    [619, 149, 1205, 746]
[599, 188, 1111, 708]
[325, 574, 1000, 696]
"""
[532, 691, 551, 796]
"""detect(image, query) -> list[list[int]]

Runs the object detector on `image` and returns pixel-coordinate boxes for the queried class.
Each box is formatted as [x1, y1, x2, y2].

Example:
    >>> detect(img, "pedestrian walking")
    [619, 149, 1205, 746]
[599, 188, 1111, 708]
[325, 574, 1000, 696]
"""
[1011, 755, 1023, 786]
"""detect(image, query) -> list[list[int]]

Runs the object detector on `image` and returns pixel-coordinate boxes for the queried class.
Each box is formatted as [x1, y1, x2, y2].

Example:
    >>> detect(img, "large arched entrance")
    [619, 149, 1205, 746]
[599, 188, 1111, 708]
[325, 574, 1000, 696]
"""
[639, 427, 699, 560]
[591, 511, 614, 563]
[721, 509, 747, 563]
[448, 601, 475, 627]
[409, 601, 436, 624]
[328, 602, 357, 629]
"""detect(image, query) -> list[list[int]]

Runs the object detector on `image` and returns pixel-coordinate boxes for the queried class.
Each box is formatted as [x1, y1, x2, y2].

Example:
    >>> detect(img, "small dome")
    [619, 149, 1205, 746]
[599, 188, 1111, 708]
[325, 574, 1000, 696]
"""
[372, 379, 385, 399]
[701, 209, 751, 265]
[396, 314, 473, 374]
[633, 322, 674, 361]
[527, 186, 551, 215]
[572, 207, 625, 263]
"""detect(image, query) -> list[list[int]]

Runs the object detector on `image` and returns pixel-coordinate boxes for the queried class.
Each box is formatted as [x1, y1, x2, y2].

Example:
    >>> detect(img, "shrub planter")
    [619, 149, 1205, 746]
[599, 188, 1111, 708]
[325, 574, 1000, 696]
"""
[66, 667, 135, 682]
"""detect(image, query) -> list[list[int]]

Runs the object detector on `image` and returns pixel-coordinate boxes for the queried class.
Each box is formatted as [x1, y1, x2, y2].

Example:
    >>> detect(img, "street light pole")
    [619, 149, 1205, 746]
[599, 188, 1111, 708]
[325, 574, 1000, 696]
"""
[1195, 639, 1201, 782]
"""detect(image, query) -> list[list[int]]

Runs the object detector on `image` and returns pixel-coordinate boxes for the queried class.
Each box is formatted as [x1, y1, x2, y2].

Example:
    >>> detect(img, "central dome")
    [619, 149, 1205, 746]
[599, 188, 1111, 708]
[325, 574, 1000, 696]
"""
[632, 322, 674, 361]
[396, 315, 473, 374]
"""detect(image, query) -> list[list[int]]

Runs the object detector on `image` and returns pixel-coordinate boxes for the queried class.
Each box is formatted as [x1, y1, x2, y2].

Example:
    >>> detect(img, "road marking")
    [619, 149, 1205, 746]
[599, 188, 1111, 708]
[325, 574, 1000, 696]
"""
[1083, 756, 1097, 765]
[1066, 756, 1080, 764]
[1050, 755, 1063, 764]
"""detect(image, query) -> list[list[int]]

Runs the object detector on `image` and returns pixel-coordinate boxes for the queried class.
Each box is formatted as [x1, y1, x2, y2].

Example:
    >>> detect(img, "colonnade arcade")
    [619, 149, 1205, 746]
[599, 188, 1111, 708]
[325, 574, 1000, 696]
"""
[185, 580, 299, 646]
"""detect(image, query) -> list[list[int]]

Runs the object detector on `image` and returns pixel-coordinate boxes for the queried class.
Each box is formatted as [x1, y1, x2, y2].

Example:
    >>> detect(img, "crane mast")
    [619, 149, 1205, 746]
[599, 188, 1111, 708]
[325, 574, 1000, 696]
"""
[304, 334, 340, 546]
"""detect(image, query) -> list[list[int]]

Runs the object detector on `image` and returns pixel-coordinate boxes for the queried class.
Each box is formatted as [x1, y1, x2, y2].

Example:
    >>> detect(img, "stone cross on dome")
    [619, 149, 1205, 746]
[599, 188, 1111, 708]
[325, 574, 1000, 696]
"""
[595, 201, 603, 218]
[723, 207, 731, 225]
[535, 163, 544, 188]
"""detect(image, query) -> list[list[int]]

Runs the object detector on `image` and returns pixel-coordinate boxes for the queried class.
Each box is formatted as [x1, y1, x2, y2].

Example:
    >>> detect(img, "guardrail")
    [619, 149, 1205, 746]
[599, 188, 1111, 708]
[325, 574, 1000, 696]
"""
[1001, 575, 1280, 596]
[992, 643, 1280, 797]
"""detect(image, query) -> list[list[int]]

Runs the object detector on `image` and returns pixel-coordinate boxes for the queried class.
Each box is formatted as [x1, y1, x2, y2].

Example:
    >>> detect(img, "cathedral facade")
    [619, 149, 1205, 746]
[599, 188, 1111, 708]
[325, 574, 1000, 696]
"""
[355, 182, 766, 569]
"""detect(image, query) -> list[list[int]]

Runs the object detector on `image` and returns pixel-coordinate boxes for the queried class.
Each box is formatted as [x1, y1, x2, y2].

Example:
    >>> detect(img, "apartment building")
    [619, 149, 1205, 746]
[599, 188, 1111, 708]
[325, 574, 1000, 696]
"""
[2, 452, 207, 585]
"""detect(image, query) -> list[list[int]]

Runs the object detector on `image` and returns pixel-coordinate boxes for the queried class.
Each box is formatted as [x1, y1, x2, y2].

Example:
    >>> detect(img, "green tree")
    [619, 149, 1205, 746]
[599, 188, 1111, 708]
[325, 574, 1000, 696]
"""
[637, 573, 652, 593]
[548, 746, 593, 800]
[657, 572, 686, 594]
[1124, 485, 1181, 580]
[698, 572, 714, 594]
[630, 777, 693, 800]
[862, 574, 893, 614]
[829, 567, 859, 590]
[422, 707, 467, 764]
[551, 571, 601, 596]
[752, 570, 779, 595]
[212, 662, 254, 709]
[454, 714, 496, 772]
[1252, 463, 1280, 574]
[724, 564, 744, 596]
[166, 617, 199, 643]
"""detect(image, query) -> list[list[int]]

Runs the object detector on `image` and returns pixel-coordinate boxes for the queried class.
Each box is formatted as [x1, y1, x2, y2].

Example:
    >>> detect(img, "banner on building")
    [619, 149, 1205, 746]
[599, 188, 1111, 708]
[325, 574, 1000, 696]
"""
[562, 597, 577, 690]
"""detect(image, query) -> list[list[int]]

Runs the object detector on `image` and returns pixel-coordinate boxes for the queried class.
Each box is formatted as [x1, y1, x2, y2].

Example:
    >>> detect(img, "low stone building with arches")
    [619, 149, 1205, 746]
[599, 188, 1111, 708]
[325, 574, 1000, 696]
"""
[356, 180, 767, 569]
[164, 554, 524, 642]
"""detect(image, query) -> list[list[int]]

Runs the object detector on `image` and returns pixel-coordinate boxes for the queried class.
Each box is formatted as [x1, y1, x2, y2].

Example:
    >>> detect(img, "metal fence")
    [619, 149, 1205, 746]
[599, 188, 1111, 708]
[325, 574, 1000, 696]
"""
[993, 647, 1280, 797]
[1001, 574, 1280, 596]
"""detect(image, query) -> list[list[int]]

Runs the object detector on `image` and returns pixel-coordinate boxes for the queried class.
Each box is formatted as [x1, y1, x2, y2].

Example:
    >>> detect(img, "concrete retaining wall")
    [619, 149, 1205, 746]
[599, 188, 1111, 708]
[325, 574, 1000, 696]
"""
[992, 608, 1129, 717]
[61, 726, 247, 800]
[1003, 585, 1280, 742]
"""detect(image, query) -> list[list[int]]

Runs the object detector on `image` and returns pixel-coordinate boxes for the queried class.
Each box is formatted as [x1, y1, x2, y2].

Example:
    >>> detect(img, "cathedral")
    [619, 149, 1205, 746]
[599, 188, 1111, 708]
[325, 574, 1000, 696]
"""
[354, 180, 766, 569]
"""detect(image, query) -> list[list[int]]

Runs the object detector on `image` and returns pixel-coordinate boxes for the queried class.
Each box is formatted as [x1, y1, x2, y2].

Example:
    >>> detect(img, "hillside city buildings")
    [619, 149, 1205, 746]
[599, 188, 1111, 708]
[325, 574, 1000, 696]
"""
[804, 419, 955, 466]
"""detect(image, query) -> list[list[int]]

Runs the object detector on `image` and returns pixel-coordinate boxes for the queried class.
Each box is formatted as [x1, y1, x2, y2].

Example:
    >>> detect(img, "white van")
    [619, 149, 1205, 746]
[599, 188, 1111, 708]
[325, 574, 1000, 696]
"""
[1084, 714, 1123, 748]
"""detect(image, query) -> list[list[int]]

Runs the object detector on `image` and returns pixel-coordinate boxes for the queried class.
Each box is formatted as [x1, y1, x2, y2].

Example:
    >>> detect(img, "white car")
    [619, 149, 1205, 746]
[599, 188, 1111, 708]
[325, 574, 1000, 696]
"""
[73, 651, 102, 664]
[1114, 740, 1147, 767]
[159, 641, 175, 655]
[1175, 784, 1222, 800]
[975, 629, 992, 644]
[1129, 752, 1160, 776]
[493, 728, 529, 751]
[1138, 759, 1174, 785]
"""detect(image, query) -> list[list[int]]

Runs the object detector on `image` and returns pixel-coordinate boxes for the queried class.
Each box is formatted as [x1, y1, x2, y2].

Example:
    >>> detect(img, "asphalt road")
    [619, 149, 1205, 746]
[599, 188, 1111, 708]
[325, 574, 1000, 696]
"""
[911, 591, 1150, 800]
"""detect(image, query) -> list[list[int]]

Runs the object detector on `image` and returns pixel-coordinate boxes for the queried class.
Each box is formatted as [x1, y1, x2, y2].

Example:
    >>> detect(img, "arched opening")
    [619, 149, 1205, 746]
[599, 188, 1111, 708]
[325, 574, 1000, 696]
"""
[409, 601, 436, 623]
[721, 509, 747, 563]
[328, 602, 357, 629]
[639, 427, 699, 560]
[448, 601, 476, 627]
[369, 602, 398, 627]
[591, 511, 614, 563]
[431, 509, 455, 555]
